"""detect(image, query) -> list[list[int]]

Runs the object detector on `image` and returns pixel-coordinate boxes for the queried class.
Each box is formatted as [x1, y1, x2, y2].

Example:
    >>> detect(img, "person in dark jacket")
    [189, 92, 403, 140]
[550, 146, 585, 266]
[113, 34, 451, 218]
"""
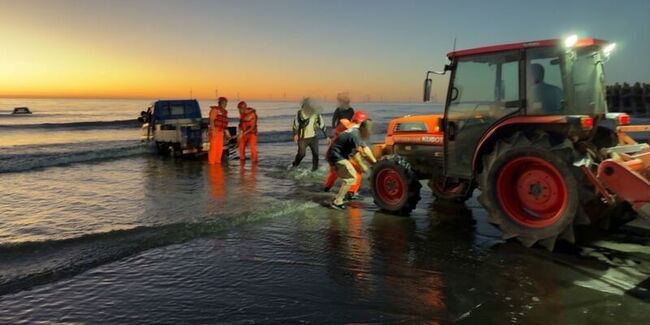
[529, 64, 563, 114]
[326, 111, 377, 210]
[331, 93, 355, 129]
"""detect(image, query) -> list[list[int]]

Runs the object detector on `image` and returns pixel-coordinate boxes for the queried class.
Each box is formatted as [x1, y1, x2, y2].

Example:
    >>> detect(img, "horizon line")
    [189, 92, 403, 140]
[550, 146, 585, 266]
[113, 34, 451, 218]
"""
[0, 95, 435, 104]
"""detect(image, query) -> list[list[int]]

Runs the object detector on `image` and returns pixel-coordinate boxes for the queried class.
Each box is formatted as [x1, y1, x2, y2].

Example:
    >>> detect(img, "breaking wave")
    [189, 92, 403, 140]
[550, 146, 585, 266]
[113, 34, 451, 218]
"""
[0, 199, 318, 296]
[256, 130, 293, 143]
[0, 119, 141, 130]
[0, 140, 150, 173]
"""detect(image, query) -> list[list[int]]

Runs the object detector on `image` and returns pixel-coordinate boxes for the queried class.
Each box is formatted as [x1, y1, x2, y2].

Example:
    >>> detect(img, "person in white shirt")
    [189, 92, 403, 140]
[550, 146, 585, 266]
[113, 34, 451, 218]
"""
[291, 97, 326, 171]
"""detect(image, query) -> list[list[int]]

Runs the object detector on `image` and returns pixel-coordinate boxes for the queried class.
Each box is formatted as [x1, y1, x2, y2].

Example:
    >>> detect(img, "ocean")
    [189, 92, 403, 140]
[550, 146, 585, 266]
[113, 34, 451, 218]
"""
[0, 98, 648, 323]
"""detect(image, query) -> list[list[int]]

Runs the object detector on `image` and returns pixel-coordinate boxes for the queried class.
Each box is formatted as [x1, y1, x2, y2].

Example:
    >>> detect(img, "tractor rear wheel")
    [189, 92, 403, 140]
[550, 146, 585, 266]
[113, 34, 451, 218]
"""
[371, 155, 422, 215]
[478, 132, 580, 250]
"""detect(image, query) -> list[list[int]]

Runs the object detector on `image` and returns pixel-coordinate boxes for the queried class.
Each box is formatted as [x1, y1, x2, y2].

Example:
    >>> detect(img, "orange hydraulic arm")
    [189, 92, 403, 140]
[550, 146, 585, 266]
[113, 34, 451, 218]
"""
[595, 125, 650, 221]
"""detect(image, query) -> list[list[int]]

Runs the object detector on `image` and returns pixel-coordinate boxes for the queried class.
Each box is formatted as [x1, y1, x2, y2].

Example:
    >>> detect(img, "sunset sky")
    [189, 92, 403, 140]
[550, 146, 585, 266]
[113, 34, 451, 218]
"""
[1, 0, 649, 101]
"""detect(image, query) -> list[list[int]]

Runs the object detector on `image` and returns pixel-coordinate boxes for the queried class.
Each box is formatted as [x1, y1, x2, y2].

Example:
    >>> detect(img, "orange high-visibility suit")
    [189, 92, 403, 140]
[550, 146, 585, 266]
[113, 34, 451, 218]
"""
[324, 118, 363, 192]
[208, 106, 228, 164]
[238, 107, 258, 162]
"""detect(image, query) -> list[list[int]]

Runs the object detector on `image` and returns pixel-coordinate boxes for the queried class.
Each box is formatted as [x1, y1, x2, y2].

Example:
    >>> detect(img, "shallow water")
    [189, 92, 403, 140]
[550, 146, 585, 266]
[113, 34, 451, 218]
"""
[0, 98, 648, 323]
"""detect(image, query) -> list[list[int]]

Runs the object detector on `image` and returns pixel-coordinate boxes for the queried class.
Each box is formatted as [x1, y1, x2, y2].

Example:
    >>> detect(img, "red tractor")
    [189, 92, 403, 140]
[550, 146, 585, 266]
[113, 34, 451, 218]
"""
[370, 37, 650, 250]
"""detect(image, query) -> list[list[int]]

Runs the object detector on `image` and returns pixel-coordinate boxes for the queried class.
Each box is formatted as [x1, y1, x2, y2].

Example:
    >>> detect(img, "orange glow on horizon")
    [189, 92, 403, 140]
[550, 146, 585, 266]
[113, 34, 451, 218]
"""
[0, 24, 435, 102]
[0, 3, 447, 102]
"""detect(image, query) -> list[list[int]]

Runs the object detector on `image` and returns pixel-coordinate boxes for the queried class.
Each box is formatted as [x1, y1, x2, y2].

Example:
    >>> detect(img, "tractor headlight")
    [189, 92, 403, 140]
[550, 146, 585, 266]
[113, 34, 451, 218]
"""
[603, 43, 616, 57]
[564, 34, 578, 48]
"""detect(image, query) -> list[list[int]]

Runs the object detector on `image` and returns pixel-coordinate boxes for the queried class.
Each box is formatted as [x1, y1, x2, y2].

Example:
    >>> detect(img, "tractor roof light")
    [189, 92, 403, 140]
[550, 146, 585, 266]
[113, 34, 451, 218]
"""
[618, 113, 630, 125]
[606, 112, 630, 125]
[564, 34, 578, 48]
[603, 42, 616, 57]
[580, 116, 594, 130]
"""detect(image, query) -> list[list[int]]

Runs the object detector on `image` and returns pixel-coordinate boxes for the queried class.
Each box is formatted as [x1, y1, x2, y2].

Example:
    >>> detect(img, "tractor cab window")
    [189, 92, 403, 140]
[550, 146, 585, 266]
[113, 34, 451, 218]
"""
[526, 46, 606, 115]
[448, 51, 520, 121]
[444, 51, 521, 178]
[527, 48, 565, 114]
[566, 47, 607, 115]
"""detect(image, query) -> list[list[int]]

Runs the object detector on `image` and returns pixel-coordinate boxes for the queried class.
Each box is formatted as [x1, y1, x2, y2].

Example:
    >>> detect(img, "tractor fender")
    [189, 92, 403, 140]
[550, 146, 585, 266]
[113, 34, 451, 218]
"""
[471, 116, 569, 172]
[371, 143, 389, 161]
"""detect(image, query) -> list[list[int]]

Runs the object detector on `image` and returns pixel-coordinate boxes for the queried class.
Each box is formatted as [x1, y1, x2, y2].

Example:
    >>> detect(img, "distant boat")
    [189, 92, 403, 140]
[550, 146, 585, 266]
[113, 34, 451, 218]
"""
[11, 107, 32, 114]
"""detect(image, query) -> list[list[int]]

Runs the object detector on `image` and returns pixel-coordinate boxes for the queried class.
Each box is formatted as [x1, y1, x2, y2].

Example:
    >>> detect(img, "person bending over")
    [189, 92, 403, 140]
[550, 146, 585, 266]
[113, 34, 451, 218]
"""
[323, 118, 364, 201]
[326, 111, 377, 210]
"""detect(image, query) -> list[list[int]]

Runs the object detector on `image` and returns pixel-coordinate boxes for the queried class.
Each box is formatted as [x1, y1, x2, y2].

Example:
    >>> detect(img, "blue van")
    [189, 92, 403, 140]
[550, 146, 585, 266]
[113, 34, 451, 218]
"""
[139, 100, 206, 156]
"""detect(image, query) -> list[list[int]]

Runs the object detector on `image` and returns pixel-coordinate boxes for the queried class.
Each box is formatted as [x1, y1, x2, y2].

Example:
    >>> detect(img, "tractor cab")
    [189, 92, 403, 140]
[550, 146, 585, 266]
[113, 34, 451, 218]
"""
[425, 38, 613, 179]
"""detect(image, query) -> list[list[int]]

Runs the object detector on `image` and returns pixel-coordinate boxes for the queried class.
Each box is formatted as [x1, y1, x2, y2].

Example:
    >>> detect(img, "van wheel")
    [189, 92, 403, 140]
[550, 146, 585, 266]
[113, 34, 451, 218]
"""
[155, 142, 169, 155]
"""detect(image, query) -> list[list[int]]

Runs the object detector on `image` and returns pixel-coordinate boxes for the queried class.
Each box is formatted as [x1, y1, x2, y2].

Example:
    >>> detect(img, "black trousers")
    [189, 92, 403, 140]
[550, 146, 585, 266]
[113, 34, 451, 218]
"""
[292, 137, 319, 170]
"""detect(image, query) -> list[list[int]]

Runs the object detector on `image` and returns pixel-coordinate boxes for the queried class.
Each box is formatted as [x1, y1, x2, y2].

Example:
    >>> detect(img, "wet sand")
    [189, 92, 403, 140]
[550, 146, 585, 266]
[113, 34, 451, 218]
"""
[1, 184, 648, 324]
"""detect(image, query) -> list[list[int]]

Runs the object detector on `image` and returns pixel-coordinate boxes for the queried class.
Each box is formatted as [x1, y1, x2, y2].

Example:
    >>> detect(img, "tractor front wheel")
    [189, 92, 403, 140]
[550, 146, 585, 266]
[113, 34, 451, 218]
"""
[371, 155, 422, 215]
[478, 132, 580, 250]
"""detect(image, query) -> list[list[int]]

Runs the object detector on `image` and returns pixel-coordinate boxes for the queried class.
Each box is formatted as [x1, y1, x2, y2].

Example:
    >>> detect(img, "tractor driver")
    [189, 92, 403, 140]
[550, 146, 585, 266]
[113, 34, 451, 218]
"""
[529, 63, 564, 114]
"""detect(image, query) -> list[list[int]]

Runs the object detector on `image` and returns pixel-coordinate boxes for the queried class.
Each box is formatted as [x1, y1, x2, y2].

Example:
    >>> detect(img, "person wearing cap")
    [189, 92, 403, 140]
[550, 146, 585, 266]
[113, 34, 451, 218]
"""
[332, 93, 355, 129]
[326, 111, 377, 209]
[208, 97, 231, 164]
[237, 101, 258, 163]
[291, 97, 326, 171]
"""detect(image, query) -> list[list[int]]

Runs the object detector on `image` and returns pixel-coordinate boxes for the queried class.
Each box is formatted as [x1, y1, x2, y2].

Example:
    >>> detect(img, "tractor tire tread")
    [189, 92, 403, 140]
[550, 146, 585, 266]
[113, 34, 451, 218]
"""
[371, 155, 422, 215]
[478, 131, 580, 250]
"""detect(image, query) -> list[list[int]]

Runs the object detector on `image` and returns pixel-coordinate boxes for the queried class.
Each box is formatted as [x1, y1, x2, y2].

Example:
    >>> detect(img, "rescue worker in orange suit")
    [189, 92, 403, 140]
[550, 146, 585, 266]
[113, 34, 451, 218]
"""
[323, 118, 364, 201]
[208, 97, 231, 164]
[236, 101, 258, 163]
[326, 111, 377, 209]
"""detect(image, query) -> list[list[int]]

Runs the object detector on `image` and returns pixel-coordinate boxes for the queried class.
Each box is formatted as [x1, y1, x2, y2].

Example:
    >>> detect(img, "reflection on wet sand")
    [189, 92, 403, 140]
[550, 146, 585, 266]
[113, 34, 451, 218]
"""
[238, 162, 258, 194]
[326, 207, 372, 293]
[370, 212, 447, 316]
[320, 198, 649, 323]
[329, 208, 369, 271]
[208, 165, 226, 199]
[324, 204, 461, 321]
